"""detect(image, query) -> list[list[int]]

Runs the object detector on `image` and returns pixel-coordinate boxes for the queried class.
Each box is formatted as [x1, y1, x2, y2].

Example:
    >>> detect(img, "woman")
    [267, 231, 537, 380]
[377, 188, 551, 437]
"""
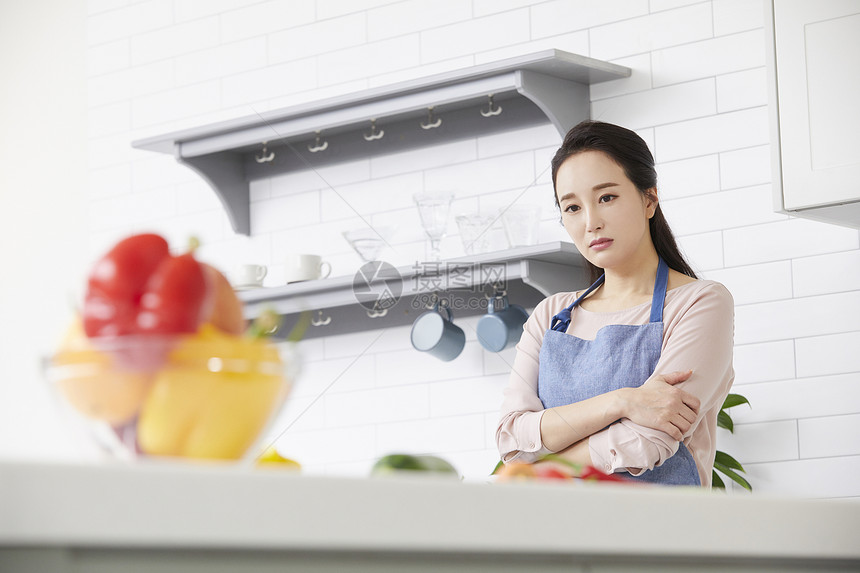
[496, 121, 734, 486]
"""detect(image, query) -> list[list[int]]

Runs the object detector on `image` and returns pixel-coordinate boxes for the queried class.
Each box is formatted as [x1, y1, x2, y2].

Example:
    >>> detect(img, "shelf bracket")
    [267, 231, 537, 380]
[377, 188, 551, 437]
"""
[176, 148, 251, 235]
[516, 69, 590, 137]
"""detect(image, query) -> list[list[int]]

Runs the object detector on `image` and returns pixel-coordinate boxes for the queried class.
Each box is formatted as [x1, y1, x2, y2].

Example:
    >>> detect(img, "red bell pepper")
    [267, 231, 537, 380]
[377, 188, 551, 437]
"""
[579, 465, 632, 483]
[83, 233, 209, 338]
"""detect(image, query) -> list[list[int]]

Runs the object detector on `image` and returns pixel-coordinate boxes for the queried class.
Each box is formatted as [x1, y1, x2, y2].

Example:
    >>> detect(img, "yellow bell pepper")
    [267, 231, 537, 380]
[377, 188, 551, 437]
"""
[136, 324, 288, 460]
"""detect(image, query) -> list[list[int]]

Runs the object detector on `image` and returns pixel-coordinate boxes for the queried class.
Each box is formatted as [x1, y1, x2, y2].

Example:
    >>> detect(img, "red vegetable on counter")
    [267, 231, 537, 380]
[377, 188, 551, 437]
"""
[83, 233, 209, 338]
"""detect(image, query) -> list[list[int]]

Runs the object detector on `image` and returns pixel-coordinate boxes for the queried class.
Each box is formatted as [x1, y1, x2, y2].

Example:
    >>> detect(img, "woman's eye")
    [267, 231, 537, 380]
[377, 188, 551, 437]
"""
[599, 194, 616, 203]
[563, 204, 580, 213]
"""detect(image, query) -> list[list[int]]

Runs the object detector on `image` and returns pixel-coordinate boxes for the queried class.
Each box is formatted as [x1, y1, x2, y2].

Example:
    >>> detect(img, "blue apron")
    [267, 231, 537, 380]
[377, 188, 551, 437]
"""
[537, 258, 700, 485]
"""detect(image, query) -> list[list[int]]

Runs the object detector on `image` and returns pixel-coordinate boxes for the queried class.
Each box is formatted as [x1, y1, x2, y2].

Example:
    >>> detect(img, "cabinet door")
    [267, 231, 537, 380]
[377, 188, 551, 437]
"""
[771, 0, 860, 213]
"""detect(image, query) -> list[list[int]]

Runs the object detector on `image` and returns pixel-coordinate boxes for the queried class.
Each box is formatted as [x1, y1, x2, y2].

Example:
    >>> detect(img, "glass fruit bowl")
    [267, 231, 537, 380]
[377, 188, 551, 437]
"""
[46, 321, 293, 463]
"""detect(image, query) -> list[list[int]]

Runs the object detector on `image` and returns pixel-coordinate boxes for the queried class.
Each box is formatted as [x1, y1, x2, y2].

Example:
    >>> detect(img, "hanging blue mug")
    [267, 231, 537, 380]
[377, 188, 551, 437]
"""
[410, 303, 466, 362]
[477, 296, 529, 352]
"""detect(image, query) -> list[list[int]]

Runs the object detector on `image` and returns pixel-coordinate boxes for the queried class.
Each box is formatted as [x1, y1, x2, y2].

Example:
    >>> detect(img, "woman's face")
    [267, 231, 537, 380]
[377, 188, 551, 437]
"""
[555, 150, 657, 270]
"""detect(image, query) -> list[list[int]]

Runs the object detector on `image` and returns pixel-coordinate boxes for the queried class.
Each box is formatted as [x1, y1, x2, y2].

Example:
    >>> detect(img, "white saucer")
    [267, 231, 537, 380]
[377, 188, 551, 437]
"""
[233, 283, 264, 291]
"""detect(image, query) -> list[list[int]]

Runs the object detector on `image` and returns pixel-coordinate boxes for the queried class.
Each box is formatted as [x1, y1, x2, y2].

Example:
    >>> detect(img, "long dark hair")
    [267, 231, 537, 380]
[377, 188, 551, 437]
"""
[551, 120, 697, 282]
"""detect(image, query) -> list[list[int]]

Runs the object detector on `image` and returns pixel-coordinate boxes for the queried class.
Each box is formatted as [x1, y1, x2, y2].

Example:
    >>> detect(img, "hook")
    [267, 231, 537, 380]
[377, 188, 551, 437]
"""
[310, 310, 331, 327]
[255, 141, 275, 163]
[308, 131, 329, 153]
[480, 94, 502, 117]
[367, 306, 388, 318]
[363, 119, 385, 141]
[420, 107, 442, 130]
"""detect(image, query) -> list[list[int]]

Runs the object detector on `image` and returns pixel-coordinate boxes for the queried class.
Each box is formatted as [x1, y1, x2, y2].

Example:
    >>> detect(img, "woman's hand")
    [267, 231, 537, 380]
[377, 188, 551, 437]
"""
[620, 370, 700, 441]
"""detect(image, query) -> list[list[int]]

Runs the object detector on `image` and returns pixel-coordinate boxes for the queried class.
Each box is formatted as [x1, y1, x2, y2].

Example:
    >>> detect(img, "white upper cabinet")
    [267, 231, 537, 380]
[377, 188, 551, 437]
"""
[766, 0, 860, 228]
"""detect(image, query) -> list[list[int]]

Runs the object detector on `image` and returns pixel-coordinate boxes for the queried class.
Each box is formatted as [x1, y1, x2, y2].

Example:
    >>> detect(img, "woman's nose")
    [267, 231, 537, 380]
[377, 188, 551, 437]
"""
[584, 210, 603, 232]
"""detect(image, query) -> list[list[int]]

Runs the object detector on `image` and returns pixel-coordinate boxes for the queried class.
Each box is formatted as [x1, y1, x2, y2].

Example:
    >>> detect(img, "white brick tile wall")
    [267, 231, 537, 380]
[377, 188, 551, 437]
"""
[661, 184, 784, 236]
[792, 250, 860, 297]
[716, 67, 767, 113]
[591, 77, 716, 130]
[799, 414, 860, 458]
[130, 16, 219, 66]
[657, 155, 720, 200]
[732, 340, 795, 385]
[376, 414, 487, 454]
[86, 0, 172, 46]
[477, 124, 560, 160]
[651, 29, 765, 87]
[174, 0, 262, 23]
[269, 12, 366, 62]
[589, 54, 652, 101]
[795, 331, 860, 379]
[420, 10, 530, 64]
[712, 0, 764, 36]
[731, 374, 860, 425]
[325, 384, 430, 427]
[367, 0, 471, 42]
[734, 291, 860, 345]
[371, 139, 477, 179]
[590, 3, 713, 61]
[675, 231, 724, 271]
[742, 456, 860, 498]
[132, 80, 222, 128]
[717, 420, 798, 464]
[429, 374, 509, 417]
[79, 0, 860, 497]
[87, 38, 130, 76]
[316, 0, 397, 20]
[724, 218, 860, 267]
[87, 69, 132, 107]
[130, 60, 175, 98]
[474, 30, 591, 65]
[531, 0, 649, 37]
[221, 58, 318, 109]
[702, 261, 792, 305]
[719, 144, 771, 190]
[654, 106, 770, 162]
[176, 37, 267, 86]
[318, 35, 420, 86]
[220, 1, 316, 44]
[649, 0, 702, 12]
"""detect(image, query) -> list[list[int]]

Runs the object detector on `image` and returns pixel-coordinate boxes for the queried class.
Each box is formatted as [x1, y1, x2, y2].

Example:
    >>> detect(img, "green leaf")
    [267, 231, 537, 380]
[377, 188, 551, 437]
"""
[717, 410, 734, 433]
[722, 393, 751, 410]
[714, 450, 745, 472]
[712, 470, 726, 489]
[714, 462, 752, 492]
[539, 453, 582, 473]
[491, 460, 504, 476]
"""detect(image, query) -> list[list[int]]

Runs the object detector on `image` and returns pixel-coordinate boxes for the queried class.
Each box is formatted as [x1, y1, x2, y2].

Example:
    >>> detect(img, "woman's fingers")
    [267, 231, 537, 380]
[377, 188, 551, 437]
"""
[662, 369, 693, 385]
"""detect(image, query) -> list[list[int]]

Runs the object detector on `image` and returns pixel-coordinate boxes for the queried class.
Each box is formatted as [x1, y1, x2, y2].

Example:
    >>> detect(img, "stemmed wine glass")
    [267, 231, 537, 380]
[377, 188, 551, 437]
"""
[342, 227, 391, 263]
[413, 192, 454, 261]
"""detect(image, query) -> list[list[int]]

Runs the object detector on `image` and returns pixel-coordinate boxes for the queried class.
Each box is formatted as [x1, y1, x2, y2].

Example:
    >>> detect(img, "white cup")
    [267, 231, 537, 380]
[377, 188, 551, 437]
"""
[232, 264, 267, 288]
[284, 254, 332, 283]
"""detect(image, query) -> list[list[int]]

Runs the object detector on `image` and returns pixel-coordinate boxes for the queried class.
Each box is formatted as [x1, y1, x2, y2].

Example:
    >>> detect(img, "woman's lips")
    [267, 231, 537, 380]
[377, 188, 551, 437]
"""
[589, 238, 613, 251]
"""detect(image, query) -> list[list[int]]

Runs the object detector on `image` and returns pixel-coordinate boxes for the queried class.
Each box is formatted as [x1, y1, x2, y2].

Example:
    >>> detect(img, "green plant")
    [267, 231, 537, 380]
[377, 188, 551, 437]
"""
[712, 393, 752, 491]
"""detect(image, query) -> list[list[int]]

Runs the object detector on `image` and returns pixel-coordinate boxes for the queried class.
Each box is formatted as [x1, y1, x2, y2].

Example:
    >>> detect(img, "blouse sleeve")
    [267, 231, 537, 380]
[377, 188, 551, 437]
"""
[588, 282, 735, 475]
[495, 296, 558, 463]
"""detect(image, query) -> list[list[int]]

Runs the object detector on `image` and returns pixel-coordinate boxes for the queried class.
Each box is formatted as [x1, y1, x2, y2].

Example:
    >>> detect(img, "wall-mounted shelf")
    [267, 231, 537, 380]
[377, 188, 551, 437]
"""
[237, 241, 587, 340]
[131, 50, 629, 235]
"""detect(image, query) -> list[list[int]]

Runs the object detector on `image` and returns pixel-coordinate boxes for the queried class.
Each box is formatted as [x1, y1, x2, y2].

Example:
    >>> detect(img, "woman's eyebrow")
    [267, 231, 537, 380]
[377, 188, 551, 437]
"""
[558, 182, 619, 202]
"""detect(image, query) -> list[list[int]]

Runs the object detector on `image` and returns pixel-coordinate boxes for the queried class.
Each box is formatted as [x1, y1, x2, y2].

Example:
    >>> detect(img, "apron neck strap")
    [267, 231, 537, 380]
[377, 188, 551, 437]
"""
[649, 257, 669, 323]
[550, 258, 669, 332]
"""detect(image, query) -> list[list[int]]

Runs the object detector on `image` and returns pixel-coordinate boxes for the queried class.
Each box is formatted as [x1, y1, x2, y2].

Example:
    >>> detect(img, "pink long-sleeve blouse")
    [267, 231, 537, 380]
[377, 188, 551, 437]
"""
[495, 279, 735, 487]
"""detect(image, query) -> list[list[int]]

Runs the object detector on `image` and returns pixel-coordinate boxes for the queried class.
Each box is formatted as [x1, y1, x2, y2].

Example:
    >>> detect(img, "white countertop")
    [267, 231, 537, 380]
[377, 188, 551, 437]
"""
[1, 461, 858, 571]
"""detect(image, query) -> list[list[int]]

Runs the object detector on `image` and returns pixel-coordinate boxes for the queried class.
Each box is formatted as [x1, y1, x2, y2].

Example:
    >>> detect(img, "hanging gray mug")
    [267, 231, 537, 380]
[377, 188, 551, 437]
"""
[410, 304, 465, 362]
[476, 296, 529, 352]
